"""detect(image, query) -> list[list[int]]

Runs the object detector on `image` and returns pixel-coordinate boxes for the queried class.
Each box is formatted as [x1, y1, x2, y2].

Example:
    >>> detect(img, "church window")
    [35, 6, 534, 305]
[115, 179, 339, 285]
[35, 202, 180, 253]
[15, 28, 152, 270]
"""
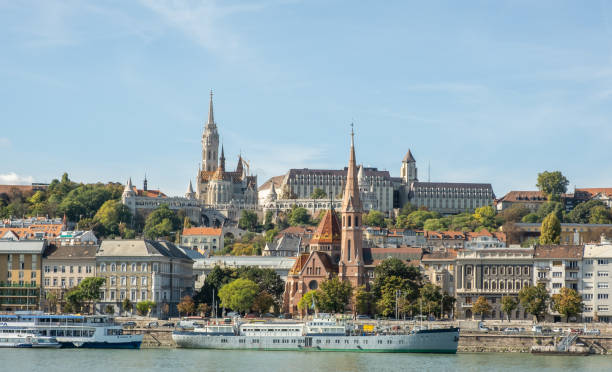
[309, 280, 318, 290]
[355, 216, 359, 227]
[347, 240, 351, 261]
[348, 216, 351, 227]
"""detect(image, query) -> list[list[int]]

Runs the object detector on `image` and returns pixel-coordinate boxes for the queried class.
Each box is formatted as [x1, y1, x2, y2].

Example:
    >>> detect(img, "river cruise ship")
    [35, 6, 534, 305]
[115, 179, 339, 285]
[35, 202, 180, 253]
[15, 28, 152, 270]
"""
[173, 317, 459, 353]
[0, 313, 142, 349]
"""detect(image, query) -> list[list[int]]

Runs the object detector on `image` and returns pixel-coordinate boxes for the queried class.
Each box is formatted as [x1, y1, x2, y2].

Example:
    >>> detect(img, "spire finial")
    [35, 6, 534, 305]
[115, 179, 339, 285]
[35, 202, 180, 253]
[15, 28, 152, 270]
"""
[350, 122, 355, 147]
[207, 89, 215, 126]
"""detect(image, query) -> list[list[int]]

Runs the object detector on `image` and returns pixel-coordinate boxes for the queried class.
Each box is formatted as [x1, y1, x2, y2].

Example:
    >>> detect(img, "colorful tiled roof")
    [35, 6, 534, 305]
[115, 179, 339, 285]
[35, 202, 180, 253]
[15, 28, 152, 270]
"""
[310, 210, 341, 245]
[182, 227, 223, 236]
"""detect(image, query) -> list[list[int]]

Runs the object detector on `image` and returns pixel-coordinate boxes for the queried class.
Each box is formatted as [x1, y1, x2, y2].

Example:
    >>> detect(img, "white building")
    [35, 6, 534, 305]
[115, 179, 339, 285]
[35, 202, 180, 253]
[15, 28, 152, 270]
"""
[582, 237, 612, 323]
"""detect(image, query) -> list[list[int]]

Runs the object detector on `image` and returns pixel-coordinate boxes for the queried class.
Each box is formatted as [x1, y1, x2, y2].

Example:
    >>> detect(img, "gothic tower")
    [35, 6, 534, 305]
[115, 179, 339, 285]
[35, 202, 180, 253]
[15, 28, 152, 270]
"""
[202, 91, 220, 172]
[400, 149, 418, 184]
[339, 127, 365, 288]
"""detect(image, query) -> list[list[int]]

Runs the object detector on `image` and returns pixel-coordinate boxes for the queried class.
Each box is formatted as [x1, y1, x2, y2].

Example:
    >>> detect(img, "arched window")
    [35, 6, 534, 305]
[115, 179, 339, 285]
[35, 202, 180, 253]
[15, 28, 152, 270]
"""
[491, 281, 497, 290]
[508, 281, 513, 290]
[500, 281, 505, 290]
[111, 264, 116, 272]
[347, 239, 351, 261]
[484, 281, 489, 290]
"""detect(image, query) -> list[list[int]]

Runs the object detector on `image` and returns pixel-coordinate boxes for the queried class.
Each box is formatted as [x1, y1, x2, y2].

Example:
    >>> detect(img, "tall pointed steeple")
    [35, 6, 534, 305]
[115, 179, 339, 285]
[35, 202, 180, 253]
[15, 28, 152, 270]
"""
[202, 90, 220, 172]
[219, 144, 226, 171]
[206, 90, 215, 127]
[339, 124, 365, 288]
[185, 180, 195, 199]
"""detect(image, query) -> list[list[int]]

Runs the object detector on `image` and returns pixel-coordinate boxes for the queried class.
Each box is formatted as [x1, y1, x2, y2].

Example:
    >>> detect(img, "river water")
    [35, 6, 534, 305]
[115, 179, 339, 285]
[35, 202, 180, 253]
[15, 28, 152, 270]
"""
[3, 349, 611, 372]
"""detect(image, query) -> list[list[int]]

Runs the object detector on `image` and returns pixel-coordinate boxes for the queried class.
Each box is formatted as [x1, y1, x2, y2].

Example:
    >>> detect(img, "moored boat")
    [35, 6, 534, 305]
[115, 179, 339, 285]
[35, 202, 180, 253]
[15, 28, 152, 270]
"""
[0, 333, 61, 348]
[0, 312, 142, 349]
[173, 317, 459, 353]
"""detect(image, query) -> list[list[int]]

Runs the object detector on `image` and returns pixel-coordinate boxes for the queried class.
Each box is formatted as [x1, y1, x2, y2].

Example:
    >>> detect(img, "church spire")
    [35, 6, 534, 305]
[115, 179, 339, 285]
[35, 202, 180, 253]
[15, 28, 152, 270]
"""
[341, 123, 362, 212]
[219, 144, 226, 171]
[207, 90, 215, 127]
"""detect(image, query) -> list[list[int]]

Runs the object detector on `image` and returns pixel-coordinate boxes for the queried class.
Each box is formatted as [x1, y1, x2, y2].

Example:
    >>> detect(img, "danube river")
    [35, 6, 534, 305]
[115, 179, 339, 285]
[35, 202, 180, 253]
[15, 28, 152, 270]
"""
[3, 349, 611, 372]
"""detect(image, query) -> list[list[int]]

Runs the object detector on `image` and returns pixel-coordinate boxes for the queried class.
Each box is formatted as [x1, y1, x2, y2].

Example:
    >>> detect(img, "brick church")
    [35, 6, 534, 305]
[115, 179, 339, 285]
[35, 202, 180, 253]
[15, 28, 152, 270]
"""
[283, 129, 367, 314]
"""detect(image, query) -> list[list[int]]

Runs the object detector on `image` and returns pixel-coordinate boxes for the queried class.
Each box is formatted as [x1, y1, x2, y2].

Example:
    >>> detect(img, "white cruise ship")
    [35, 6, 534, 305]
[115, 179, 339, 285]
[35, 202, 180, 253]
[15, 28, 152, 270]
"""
[0, 313, 143, 349]
[173, 317, 459, 353]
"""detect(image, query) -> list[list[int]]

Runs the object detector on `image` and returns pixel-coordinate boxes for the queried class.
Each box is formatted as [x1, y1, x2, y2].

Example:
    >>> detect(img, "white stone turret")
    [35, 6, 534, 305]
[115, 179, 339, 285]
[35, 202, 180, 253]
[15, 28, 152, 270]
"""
[185, 180, 196, 199]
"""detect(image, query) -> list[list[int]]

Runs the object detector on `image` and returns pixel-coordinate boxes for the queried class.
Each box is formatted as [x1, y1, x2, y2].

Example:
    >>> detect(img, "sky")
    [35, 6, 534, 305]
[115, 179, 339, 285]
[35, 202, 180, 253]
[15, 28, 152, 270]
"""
[1, 0, 612, 198]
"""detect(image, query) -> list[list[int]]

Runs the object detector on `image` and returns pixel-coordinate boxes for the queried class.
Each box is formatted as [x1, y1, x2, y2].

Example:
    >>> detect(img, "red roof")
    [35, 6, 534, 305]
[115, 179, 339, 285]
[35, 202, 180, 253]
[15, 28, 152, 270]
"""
[182, 227, 222, 236]
[310, 210, 341, 245]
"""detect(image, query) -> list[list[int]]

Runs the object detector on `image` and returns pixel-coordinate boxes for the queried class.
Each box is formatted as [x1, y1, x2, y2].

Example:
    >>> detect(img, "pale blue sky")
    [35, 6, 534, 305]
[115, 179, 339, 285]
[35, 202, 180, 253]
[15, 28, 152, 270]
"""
[1, 1, 612, 198]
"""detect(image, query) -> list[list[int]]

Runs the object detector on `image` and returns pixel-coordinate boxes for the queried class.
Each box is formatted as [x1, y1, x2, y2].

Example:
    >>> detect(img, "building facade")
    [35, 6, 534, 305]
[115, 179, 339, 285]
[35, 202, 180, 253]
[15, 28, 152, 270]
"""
[582, 240, 612, 322]
[0, 241, 46, 311]
[96, 240, 194, 317]
[42, 244, 97, 311]
[455, 248, 534, 320]
[181, 227, 223, 255]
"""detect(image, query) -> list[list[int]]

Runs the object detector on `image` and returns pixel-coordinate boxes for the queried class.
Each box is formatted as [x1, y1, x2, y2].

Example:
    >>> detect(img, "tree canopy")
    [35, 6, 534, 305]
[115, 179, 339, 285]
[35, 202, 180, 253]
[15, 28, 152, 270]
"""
[518, 283, 549, 321]
[310, 188, 327, 199]
[472, 296, 492, 320]
[143, 204, 181, 239]
[540, 212, 561, 245]
[218, 278, 259, 314]
[238, 210, 258, 231]
[536, 171, 569, 198]
[551, 287, 583, 322]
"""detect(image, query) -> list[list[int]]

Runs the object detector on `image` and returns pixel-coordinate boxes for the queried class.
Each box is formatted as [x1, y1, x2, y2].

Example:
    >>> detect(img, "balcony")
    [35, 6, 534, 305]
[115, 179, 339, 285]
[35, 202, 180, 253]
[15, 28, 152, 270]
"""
[565, 266, 579, 271]
[461, 303, 473, 308]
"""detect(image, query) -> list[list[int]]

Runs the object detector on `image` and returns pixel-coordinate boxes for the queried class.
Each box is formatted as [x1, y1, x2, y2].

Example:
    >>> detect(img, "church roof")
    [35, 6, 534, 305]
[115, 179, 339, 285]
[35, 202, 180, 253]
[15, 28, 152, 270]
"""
[310, 210, 341, 245]
[403, 150, 416, 163]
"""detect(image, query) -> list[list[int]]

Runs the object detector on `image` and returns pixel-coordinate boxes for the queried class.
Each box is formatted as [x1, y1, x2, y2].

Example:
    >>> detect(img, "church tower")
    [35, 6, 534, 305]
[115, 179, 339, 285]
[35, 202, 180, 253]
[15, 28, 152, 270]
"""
[400, 149, 418, 184]
[339, 127, 365, 288]
[202, 91, 220, 172]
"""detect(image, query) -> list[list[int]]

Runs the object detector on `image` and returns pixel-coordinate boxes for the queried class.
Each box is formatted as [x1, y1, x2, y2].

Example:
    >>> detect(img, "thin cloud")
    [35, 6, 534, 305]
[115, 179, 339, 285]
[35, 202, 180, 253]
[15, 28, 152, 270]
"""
[0, 138, 10, 148]
[0, 172, 34, 185]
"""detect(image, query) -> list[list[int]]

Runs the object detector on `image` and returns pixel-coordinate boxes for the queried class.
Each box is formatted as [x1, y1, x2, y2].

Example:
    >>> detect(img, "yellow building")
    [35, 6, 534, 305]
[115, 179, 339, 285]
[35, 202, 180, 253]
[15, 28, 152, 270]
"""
[0, 241, 46, 311]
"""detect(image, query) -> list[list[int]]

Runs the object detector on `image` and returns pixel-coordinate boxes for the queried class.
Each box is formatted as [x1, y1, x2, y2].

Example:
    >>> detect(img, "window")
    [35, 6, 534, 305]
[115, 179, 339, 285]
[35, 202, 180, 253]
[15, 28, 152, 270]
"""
[121, 276, 127, 286]
[553, 272, 562, 278]
[585, 272, 593, 278]
[598, 259, 609, 265]
[153, 263, 159, 272]
[111, 264, 116, 272]
[508, 266, 513, 275]
[597, 305, 609, 312]
[131, 263, 136, 272]
[44, 278, 50, 286]
[141, 290, 147, 300]
[53, 266, 58, 273]
[86, 266, 92, 274]
[466, 266, 473, 275]
[110, 291, 115, 300]
[69, 266, 74, 274]
[142, 277, 148, 286]
[598, 271, 609, 277]
[584, 294, 593, 300]
[584, 259, 593, 265]
[44, 266, 50, 273]
[523, 266, 530, 275]
[131, 276, 137, 285]
[598, 294, 609, 300]
[121, 263, 127, 272]
[500, 266, 505, 275]
[131, 290, 137, 301]
[120, 290, 126, 300]
[552, 283, 562, 289]
[141, 263, 147, 272]
[100, 264, 106, 272]
[69, 278, 74, 287]
[484, 267, 489, 275]
[110, 276, 116, 286]
[598, 282, 609, 289]
[61, 265, 66, 273]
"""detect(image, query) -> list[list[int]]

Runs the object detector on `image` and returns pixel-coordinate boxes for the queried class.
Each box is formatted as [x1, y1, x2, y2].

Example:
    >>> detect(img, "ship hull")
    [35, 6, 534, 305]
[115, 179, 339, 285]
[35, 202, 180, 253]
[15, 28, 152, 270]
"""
[173, 328, 459, 354]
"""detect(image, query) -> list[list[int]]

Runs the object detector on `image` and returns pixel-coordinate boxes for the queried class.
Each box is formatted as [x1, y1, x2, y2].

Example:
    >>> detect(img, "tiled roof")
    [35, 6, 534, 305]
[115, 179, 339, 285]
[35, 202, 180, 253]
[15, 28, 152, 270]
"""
[182, 227, 223, 236]
[363, 247, 424, 264]
[97, 239, 192, 261]
[289, 253, 310, 275]
[422, 250, 458, 261]
[412, 182, 493, 190]
[534, 245, 584, 259]
[576, 188, 612, 197]
[43, 244, 97, 259]
[310, 210, 341, 245]
[258, 176, 285, 192]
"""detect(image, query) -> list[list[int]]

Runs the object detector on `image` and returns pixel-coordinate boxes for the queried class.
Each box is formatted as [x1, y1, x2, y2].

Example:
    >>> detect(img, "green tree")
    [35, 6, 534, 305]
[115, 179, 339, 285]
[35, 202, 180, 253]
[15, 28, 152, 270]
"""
[310, 188, 327, 199]
[566, 200, 609, 224]
[252, 291, 275, 315]
[288, 206, 310, 226]
[78, 277, 105, 314]
[177, 295, 196, 316]
[65, 288, 85, 313]
[536, 171, 569, 199]
[94, 199, 132, 237]
[472, 296, 491, 321]
[122, 298, 133, 315]
[518, 283, 549, 322]
[419, 283, 443, 318]
[589, 206, 612, 224]
[474, 205, 496, 227]
[238, 210, 258, 231]
[354, 285, 375, 315]
[318, 276, 353, 313]
[551, 287, 583, 322]
[372, 257, 421, 299]
[364, 210, 386, 228]
[399, 202, 417, 216]
[395, 210, 440, 229]
[540, 212, 561, 245]
[536, 201, 564, 222]
[143, 204, 181, 239]
[298, 290, 322, 314]
[501, 296, 518, 322]
[183, 216, 192, 229]
[136, 300, 156, 316]
[423, 218, 447, 231]
[522, 213, 539, 223]
[218, 278, 259, 314]
[497, 204, 530, 224]
[265, 228, 279, 243]
[376, 276, 412, 317]
[105, 305, 115, 315]
[46, 291, 59, 313]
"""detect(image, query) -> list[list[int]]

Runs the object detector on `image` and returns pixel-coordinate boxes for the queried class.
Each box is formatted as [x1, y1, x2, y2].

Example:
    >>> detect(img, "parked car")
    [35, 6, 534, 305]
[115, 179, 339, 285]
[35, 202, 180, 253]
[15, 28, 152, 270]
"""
[262, 313, 275, 318]
[356, 315, 371, 320]
[569, 328, 583, 334]
[552, 327, 564, 333]
[279, 314, 292, 319]
[223, 318, 232, 324]
[226, 312, 240, 318]
[161, 322, 175, 328]
[147, 321, 159, 328]
[503, 327, 519, 334]
[244, 313, 257, 319]
[584, 328, 601, 336]
[478, 322, 490, 333]
[122, 321, 137, 328]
